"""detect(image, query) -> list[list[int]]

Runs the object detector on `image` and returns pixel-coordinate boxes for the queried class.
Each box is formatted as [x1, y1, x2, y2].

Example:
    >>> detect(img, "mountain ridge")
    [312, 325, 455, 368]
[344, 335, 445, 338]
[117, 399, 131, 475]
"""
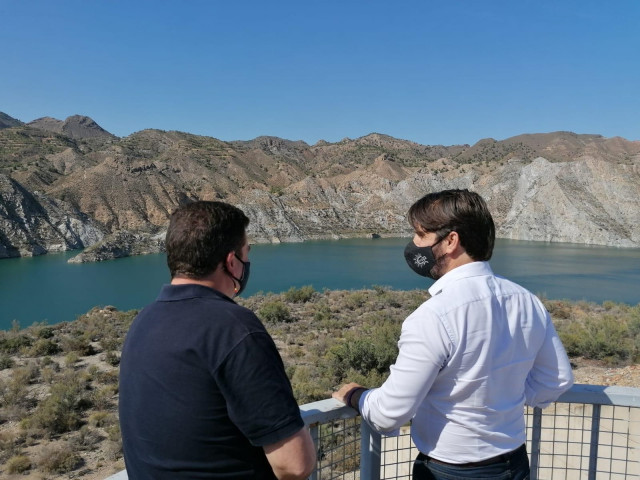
[1, 111, 639, 259]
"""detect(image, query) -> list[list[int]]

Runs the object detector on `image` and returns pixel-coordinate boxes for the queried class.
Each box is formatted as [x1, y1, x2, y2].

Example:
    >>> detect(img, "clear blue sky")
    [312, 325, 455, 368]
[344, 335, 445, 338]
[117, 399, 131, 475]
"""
[1, 1, 638, 146]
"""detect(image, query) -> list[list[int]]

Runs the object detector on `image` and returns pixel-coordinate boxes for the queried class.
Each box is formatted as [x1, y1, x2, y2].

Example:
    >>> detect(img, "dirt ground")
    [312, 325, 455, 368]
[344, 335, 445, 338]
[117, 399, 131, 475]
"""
[571, 358, 640, 387]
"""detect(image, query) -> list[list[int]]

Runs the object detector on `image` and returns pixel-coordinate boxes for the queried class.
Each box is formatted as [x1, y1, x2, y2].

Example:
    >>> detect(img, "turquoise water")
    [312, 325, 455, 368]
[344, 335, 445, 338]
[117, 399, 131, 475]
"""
[1, 237, 639, 330]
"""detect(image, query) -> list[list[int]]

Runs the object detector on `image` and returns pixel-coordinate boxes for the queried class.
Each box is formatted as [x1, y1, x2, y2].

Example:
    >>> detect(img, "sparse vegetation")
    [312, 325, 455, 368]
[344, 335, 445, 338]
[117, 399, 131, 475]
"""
[0, 292, 638, 478]
[6, 454, 31, 474]
[37, 444, 82, 474]
[259, 300, 294, 323]
[283, 285, 316, 303]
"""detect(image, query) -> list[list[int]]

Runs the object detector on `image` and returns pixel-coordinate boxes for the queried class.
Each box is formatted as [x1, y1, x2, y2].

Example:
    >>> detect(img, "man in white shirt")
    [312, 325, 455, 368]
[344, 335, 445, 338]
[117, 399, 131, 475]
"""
[334, 189, 574, 480]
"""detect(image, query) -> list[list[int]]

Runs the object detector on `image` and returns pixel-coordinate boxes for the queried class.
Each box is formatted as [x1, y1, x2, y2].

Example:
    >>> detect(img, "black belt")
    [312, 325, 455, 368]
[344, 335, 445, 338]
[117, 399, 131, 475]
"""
[422, 444, 527, 468]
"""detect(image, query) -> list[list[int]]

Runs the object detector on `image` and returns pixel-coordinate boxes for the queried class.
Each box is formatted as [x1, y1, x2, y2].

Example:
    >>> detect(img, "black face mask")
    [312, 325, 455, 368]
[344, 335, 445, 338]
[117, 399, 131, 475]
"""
[404, 237, 445, 280]
[229, 254, 251, 296]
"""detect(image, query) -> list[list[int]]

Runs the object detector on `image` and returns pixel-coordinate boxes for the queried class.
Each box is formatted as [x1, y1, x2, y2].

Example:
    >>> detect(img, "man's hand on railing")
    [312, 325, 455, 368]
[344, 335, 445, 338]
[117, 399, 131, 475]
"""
[333, 383, 367, 412]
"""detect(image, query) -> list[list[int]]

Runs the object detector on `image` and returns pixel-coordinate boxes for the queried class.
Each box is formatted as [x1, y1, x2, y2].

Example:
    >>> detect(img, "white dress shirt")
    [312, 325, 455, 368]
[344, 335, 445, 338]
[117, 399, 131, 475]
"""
[360, 261, 574, 463]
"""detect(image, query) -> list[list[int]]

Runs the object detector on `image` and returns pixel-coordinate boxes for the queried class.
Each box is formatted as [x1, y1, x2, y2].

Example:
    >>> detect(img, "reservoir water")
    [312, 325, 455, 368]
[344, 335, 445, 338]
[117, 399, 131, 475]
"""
[1, 237, 639, 330]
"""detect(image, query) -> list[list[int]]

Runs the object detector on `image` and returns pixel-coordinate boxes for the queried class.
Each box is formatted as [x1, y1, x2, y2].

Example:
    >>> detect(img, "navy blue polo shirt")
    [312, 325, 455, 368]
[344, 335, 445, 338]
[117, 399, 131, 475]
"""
[119, 284, 304, 479]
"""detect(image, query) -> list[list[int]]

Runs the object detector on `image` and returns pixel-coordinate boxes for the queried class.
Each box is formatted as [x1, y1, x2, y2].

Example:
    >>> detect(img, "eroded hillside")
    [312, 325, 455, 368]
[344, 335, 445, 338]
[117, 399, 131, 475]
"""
[1, 113, 639, 258]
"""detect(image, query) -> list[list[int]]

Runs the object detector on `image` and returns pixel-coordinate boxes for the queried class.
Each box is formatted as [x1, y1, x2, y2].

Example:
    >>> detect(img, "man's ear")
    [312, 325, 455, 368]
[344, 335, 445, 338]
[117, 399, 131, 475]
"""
[444, 231, 460, 253]
[224, 251, 237, 271]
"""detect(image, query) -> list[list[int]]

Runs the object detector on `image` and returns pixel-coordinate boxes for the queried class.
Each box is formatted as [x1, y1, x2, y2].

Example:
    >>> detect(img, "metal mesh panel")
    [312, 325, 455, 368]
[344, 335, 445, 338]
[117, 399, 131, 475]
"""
[106, 386, 640, 480]
[314, 417, 362, 479]
[311, 403, 639, 480]
[525, 403, 640, 480]
[380, 427, 418, 479]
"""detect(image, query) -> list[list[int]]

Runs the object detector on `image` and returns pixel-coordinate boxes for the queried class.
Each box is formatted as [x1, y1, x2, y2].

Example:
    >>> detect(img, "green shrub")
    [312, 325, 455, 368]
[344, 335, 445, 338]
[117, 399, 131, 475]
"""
[559, 315, 633, 365]
[0, 334, 32, 354]
[344, 291, 366, 310]
[313, 302, 332, 323]
[104, 350, 120, 366]
[291, 365, 333, 404]
[5, 454, 31, 474]
[259, 301, 294, 323]
[378, 291, 403, 308]
[283, 285, 315, 303]
[329, 323, 400, 380]
[0, 354, 14, 370]
[26, 374, 87, 434]
[0, 376, 31, 413]
[37, 326, 55, 339]
[546, 300, 573, 320]
[29, 338, 61, 356]
[61, 335, 95, 356]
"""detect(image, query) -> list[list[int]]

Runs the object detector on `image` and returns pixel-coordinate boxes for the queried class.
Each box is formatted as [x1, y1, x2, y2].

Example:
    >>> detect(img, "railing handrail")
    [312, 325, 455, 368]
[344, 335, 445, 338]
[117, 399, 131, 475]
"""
[106, 383, 640, 480]
[300, 397, 356, 425]
[300, 383, 640, 422]
[557, 383, 640, 407]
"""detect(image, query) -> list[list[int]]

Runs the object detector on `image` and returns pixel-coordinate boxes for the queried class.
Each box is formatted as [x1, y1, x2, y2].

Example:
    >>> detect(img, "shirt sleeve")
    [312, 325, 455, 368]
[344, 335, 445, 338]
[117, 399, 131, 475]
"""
[214, 331, 304, 446]
[360, 308, 453, 433]
[524, 313, 574, 408]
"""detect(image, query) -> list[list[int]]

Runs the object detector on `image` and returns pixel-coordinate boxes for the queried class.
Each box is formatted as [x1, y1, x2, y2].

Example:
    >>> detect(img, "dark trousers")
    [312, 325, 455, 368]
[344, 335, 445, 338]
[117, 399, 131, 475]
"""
[413, 444, 530, 480]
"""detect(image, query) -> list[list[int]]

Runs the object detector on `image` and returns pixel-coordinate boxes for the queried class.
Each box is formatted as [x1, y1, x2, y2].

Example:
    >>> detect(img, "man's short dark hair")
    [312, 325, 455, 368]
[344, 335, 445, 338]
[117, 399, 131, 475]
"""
[407, 189, 495, 261]
[166, 201, 250, 278]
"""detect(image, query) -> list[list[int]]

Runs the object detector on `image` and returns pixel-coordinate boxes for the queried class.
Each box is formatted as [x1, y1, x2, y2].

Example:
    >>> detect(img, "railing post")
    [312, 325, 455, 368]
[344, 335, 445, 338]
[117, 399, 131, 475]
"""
[360, 419, 381, 480]
[588, 405, 601, 480]
[309, 423, 319, 480]
[530, 407, 542, 480]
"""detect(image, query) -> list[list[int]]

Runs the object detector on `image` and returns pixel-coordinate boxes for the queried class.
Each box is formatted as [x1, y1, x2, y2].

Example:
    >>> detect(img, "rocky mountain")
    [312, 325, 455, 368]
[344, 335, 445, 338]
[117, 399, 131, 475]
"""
[27, 115, 118, 141]
[0, 174, 104, 257]
[0, 112, 23, 130]
[67, 230, 165, 263]
[1, 112, 639, 260]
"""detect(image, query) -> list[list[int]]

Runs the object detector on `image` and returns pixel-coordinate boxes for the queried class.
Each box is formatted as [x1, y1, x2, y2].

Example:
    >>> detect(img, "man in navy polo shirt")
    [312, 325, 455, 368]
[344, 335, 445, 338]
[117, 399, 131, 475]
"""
[119, 201, 316, 479]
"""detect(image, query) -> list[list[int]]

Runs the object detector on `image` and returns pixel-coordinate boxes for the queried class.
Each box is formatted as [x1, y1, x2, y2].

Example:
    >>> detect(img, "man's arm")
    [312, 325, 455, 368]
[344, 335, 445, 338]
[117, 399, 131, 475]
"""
[264, 427, 316, 480]
[334, 310, 450, 433]
[525, 313, 574, 408]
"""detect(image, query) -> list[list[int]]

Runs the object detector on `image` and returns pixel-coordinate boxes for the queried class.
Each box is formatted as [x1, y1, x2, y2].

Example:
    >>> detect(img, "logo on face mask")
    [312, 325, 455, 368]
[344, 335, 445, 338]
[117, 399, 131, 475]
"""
[413, 253, 429, 268]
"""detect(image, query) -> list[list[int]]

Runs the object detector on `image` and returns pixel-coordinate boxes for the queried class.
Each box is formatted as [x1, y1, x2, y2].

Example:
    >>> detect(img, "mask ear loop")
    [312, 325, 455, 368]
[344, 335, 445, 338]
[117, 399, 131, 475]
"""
[224, 252, 243, 294]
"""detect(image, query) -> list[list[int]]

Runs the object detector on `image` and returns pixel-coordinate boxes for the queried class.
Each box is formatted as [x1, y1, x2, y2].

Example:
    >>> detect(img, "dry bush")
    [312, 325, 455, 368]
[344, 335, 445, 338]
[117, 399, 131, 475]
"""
[71, 426, 104, 452]
[88, 411, 117, 428]
[0, 430, 22, 463]
[37, 443, 82, 474]
[5, 454, 32, 474]
[91, 386, 117, 410]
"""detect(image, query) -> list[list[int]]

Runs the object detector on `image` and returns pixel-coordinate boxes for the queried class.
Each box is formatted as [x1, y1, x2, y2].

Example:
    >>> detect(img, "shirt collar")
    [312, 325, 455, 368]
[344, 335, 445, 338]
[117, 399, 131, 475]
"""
[157, 283, 235, 303]
[428, 261, 494, 297]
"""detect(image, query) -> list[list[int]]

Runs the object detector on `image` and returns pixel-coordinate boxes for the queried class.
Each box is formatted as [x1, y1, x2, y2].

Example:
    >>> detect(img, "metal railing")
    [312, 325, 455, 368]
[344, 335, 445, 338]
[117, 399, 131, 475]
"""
[107, 383, 640, 479]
